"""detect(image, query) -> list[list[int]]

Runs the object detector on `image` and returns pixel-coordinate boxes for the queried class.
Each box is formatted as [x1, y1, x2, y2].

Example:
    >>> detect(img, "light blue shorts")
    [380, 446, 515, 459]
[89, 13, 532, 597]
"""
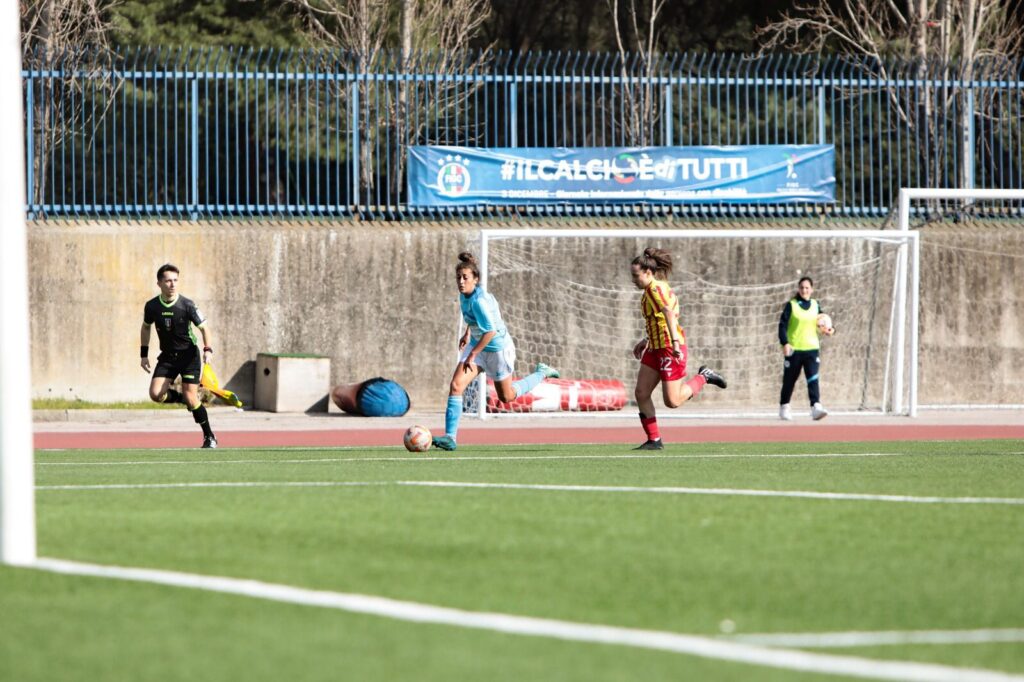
[460, 342, 517, 381]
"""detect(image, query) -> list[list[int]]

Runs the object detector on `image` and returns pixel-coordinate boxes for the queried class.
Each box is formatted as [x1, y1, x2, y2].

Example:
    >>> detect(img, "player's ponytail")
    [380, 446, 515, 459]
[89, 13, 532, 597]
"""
[457, 251, 480, 278]
[632, 248, 673, 278]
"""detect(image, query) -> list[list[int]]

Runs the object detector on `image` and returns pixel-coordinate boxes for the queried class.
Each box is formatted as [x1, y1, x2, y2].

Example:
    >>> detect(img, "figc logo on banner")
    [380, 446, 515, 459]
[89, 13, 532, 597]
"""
[407, 145, 835, 206]
[436, 154, 472, 197]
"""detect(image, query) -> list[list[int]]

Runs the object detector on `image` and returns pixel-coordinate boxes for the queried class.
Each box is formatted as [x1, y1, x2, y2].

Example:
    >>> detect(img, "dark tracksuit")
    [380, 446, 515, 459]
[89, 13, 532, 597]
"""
[778, 297, 825, 407]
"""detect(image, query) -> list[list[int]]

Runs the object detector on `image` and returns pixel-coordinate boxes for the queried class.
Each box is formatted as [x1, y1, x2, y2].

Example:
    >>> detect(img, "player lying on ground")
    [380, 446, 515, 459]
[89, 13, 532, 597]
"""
[630, 248, 727, 450]
[432, 252, 559, 451]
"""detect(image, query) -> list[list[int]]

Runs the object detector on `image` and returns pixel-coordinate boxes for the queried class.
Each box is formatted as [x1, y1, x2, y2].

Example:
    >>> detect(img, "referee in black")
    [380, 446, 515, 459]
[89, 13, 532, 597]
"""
[141, 263, 218, 448]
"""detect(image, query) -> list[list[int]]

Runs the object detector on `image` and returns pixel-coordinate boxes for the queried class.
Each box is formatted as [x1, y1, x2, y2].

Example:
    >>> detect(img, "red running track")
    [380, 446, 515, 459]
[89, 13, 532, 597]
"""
[34, 423, 1024, 450]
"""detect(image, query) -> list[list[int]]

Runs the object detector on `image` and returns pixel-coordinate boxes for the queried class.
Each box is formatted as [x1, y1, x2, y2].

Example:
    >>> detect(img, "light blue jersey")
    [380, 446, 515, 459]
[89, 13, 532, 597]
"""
[461, 286, 510, 352]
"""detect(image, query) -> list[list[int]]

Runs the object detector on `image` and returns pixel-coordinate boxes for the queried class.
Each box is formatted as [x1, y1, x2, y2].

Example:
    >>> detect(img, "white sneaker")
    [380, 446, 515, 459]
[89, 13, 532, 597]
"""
[811, 403, 829, 421]
[779, 404, 792, 421]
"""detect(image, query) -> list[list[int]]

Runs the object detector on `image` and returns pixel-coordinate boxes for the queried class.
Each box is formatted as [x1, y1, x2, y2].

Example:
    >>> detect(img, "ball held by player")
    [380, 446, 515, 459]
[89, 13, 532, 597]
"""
[817, 313, 835, 336]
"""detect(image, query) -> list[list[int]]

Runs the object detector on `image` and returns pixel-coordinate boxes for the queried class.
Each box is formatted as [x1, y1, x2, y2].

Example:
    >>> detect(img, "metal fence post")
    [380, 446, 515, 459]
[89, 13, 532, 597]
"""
[510, 86, 517, 147]
[817, 83, 825, 145]
[25, 76, 34, 218]
[663, 84, 673, 146]
[350, 77, 359, 212]
[965, 87, 975, 189]
[190, 75, 199, 220]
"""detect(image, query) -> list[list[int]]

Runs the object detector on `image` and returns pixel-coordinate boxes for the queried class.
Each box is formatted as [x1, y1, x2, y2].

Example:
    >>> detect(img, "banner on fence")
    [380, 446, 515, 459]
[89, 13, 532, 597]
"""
[408, 145, 835, 206]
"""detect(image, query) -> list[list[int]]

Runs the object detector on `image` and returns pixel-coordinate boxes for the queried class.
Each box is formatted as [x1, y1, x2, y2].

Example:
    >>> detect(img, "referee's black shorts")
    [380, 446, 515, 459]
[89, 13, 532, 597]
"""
[153, 346, 202, 385]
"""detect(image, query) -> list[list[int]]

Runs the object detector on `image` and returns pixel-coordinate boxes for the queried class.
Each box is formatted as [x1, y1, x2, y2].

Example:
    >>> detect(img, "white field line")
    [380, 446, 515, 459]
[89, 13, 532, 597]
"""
[30, 558, 1024, 682]
[725, 629, 1024, 648]
[36, 452, 915, 466]
[401, 481, 1024, 505]
[35, 479, 1024, 506]
[37, 481, 387, 491]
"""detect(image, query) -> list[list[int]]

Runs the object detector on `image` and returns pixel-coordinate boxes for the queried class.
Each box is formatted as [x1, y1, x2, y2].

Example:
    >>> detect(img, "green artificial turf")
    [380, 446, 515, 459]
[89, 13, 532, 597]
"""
[2, 439, 1020, 680]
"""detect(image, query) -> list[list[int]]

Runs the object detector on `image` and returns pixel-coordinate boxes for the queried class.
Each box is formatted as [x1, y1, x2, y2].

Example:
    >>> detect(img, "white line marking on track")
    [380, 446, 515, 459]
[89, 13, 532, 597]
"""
[30, 558, 1024, 682]
[35, 479, 1024, 505]
[724, 629, 1024, 648]
[36, 452, 916, 466]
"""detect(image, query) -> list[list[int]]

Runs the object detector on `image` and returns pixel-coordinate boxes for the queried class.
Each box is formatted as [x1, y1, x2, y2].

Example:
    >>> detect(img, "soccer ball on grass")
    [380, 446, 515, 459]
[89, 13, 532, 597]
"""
[403, 425, 432, 452]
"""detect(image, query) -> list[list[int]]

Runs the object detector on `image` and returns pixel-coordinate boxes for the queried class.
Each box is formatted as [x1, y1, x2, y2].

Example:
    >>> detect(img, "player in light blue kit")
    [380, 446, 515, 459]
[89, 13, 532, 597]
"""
[432, 251, 559, 451]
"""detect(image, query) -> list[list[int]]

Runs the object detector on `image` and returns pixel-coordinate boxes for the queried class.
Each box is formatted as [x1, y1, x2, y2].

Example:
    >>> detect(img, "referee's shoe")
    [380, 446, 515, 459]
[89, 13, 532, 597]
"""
[202, 435, 218, 449]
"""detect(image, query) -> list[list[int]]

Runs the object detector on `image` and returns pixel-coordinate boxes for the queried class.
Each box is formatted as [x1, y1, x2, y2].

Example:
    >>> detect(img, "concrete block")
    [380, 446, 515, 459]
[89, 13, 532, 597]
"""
[254, 353, 331, 413]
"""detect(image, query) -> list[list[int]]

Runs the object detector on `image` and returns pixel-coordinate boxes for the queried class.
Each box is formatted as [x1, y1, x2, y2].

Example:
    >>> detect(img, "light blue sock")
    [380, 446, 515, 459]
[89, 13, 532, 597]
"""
[511, 369, 544, 400]
[445, 395, 463, 441]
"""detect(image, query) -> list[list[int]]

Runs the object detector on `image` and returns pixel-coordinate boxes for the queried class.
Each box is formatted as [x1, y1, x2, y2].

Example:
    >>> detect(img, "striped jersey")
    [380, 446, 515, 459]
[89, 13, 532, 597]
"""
[461, 286, 511, 352]
[640, 278, 686, 350]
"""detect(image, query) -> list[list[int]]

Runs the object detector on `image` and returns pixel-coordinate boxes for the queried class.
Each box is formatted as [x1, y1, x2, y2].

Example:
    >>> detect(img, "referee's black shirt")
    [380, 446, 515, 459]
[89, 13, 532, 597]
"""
[143, 295, 205, 352]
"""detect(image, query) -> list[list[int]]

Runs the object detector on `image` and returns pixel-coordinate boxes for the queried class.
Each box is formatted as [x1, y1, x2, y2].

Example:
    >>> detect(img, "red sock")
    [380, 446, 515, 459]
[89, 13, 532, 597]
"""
[640, 414, 661, 441]
[685, 374, 707, 398]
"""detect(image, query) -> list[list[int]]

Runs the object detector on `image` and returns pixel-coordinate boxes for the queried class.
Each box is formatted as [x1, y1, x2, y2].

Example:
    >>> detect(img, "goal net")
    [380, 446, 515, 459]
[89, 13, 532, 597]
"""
[898, 188, 1024, 410]
[464, 228, 920, 419]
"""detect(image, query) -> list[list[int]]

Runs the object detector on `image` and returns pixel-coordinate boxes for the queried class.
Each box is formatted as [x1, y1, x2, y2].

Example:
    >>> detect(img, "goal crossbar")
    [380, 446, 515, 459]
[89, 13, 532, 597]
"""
[898, 188, 1024, 227]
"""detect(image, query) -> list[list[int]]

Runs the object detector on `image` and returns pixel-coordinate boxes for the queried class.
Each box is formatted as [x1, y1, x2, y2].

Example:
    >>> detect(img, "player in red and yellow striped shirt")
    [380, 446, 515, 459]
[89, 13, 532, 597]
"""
[630, 248, 728, 450]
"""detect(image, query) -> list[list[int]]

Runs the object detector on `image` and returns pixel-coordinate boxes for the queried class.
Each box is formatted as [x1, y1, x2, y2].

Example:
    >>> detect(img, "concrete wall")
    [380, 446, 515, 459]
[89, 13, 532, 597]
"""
[27, 220, 1024, 409]
[29, 221, 471, 408]
[915, 224, 1024, 406]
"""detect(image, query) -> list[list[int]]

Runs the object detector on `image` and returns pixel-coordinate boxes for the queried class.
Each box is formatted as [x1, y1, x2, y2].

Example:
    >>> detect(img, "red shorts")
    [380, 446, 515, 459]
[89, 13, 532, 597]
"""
[641, 345, 688, 381]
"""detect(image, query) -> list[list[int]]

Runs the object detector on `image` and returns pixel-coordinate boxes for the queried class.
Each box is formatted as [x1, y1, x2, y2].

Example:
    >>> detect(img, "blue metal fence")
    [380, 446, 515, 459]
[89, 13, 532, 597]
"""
[21, 48, 1024, 219]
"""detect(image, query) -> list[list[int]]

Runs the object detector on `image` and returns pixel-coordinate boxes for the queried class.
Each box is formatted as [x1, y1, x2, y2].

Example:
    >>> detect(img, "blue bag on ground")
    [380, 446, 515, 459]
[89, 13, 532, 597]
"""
[332, 377, 410, 416]
[357, 377, 410, 416]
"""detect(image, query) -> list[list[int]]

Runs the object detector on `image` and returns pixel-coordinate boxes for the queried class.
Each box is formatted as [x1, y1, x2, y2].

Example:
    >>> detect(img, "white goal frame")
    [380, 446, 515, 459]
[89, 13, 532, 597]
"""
[898, 187, 1024, 411]
[474, 228, 921, 420]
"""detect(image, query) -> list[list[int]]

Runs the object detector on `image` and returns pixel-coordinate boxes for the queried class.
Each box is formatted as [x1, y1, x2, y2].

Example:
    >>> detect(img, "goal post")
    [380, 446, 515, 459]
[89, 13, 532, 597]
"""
[469, 228, 920, 420]
[0, 0, 36, 565]
[898, 187, 1024, 411]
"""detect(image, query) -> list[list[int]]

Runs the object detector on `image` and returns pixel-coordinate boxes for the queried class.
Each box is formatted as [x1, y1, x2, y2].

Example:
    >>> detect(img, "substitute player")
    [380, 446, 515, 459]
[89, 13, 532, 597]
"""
[631, 247, 726, 450]
[141, 263, 218, 448]
[431, 251, 559, 451]
[778, 276, 833, 421]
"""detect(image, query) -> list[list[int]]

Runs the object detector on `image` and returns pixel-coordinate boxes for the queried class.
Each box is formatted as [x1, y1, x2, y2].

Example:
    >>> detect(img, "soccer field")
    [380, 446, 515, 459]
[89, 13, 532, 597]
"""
[2, 440, 1023, 681]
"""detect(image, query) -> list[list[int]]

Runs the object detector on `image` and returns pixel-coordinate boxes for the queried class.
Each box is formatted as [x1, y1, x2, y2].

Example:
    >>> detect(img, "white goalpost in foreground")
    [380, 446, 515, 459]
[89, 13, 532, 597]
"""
[0, 1, 36, 565]
[470, 228, 921, 420]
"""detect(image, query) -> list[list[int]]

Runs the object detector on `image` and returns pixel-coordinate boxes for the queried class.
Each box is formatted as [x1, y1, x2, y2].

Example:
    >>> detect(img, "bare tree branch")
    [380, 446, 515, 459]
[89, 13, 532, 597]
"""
[281, 0, 492, 195]
[21, 0, 118, 213]
[759, 0, 1024, 191]
[607, 0, 666, 145]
